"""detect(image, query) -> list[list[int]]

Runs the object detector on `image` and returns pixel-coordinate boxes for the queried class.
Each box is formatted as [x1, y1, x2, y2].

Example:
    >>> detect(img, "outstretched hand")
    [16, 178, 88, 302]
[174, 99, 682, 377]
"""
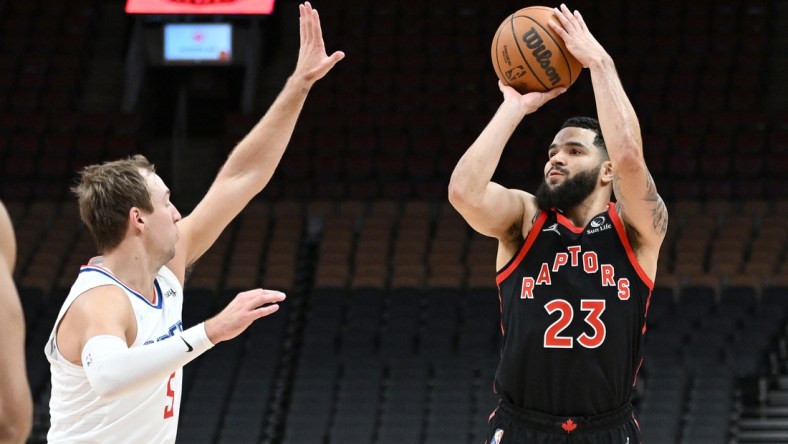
[294, 2, 345, 85]
[204, 289, 286, 344]
[498, 80, 565, 115]
[548, 4, 608, 68]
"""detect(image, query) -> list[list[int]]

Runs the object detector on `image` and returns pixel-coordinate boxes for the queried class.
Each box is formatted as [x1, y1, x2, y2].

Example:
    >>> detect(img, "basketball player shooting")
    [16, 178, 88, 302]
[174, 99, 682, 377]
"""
[449, 4, 667, 443]
[45, 3, 343, 443]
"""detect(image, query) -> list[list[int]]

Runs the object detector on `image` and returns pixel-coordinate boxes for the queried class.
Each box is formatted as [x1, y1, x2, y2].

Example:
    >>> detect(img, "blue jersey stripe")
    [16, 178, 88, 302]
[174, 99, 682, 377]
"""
[79, 267, 163, 309]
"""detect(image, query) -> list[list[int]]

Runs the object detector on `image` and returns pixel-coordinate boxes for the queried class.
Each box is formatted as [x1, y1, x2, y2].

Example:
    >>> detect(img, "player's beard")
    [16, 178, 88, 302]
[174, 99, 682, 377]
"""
[535, 164, 601, 212]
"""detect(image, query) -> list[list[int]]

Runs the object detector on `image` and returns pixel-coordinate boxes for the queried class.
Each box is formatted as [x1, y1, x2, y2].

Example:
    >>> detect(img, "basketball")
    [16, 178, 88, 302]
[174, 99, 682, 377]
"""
[491, 6, 583, 94]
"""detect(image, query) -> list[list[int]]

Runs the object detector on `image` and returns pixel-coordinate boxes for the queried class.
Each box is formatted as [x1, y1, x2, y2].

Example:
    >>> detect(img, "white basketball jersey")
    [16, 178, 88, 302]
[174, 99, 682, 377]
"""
[46, 257, 185, 444]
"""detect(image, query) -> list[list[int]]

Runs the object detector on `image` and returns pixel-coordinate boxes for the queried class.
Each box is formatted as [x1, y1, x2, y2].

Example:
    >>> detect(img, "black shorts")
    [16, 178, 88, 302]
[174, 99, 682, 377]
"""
[486, 400, 641, 444]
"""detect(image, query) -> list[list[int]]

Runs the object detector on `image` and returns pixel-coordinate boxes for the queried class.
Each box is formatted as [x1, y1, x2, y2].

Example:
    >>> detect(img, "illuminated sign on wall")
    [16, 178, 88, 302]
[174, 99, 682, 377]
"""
[163, 23, 232, 62]
[126, 0, 275, 15]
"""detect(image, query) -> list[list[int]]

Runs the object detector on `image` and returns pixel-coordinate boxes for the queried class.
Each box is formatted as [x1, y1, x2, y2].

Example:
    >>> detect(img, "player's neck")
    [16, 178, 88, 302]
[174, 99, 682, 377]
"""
[101, 243, 162, 303]
[562, 192, 610, 228]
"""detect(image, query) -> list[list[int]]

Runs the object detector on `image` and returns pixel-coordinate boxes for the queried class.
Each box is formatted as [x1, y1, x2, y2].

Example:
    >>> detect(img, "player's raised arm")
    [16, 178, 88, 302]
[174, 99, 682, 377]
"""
[169, 2, 344, 282]
[549, 4, 667, 262]
[448, 82, 564, 242]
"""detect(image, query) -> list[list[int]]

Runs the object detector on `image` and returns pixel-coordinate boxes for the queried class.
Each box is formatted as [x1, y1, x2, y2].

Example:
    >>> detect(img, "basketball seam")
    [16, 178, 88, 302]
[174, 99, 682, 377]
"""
[494, 19, 508, 88]
[514, 14, 575, 85]
[524, 5, 576, 83]
[509, 15, 550, 92]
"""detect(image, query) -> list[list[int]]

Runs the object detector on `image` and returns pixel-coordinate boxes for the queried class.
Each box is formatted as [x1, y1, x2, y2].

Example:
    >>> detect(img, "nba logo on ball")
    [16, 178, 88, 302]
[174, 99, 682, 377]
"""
[491, 428, 505, 444]
[505, 66, 526, 81]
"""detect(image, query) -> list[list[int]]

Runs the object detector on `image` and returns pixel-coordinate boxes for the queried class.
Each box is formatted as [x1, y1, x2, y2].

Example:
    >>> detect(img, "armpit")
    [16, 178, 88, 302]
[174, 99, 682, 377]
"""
[505, 219, 525, 246]
[616, 202, 643, 251]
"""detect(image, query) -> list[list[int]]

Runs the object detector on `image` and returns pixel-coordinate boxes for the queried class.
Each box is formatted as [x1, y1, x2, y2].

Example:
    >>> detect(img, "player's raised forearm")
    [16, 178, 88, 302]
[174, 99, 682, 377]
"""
[217, 76, 311, 192]
[449, 101, 524, 207]
[588, 56, 643, 163]
[548, 5, 641, 164]
[588, 50, 667, 246]
[214, 1, 342, 197]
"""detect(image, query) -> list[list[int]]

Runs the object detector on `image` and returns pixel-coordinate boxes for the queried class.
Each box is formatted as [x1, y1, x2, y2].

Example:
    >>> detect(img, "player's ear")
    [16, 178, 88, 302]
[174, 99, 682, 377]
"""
[129, 207, 145, 232]
[599, 160, 614, 185]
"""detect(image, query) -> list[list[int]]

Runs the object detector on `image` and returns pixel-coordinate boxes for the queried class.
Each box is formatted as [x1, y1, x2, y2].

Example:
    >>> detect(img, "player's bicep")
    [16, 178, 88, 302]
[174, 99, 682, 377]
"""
[452, 182, 533, 239]
[58, 286, 136, 363]
[613, 158, 668, 245]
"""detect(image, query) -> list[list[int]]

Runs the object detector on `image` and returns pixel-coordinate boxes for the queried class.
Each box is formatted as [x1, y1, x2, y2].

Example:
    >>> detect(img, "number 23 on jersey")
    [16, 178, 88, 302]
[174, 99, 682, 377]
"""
[544, 299, 606, 349]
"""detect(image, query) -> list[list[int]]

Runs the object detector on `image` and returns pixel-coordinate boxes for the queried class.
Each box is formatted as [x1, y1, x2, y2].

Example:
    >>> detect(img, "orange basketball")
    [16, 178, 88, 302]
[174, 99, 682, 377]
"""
[491, 6, 583, 94]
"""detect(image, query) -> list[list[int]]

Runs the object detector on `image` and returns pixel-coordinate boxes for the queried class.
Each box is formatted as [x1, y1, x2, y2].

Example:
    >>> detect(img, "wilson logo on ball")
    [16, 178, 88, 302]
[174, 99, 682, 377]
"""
[522, 27, 561, 86]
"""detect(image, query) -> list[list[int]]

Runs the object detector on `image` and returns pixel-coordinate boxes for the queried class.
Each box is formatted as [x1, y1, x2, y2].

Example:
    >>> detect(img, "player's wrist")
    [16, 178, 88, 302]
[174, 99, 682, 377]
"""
[285, 73, 314, 94]
[202, 319, 221, 345]
[500, 99, 529, 119]
[585, 53, 613, 71]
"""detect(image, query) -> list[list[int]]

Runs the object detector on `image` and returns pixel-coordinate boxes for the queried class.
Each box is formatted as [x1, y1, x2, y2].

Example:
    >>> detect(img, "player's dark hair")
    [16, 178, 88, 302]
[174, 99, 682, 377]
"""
[560, 117, 607, 158]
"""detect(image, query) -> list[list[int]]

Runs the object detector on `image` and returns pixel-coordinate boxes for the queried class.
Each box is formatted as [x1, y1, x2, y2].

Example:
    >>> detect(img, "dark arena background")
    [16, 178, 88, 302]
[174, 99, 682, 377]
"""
[2, 0, 787, 442]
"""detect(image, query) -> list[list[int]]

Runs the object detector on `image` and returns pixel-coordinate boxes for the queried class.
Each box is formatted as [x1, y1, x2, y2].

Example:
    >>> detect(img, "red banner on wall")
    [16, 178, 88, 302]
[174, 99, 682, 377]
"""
[126, 0, 275, 14]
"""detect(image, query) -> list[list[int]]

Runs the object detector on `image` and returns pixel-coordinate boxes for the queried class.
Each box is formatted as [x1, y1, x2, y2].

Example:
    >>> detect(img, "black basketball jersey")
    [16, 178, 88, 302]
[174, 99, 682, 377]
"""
[494, 203, 653, 416]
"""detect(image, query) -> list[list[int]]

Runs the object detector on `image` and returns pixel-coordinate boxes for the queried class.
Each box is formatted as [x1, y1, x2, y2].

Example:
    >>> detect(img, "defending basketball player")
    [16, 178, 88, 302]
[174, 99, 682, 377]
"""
[45, 3, 343, 443]
[449, 4, 666, 443]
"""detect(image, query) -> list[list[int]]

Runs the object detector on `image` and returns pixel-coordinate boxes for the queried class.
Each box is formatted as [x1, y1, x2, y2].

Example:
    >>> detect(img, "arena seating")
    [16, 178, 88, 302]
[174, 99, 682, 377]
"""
[9, 198, 787, 442]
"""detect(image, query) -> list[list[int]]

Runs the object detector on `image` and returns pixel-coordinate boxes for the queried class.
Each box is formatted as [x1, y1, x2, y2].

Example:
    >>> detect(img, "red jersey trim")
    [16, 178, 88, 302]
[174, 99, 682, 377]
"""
[497, 287, 506, 335]
[496, 211, 548, 285]
[555, 211, 586, 234]
[608, 203, 654, 290]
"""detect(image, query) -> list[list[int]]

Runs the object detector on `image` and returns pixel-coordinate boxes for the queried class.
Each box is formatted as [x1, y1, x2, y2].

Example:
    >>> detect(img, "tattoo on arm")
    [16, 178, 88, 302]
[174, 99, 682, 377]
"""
[644, 173, 668, 236]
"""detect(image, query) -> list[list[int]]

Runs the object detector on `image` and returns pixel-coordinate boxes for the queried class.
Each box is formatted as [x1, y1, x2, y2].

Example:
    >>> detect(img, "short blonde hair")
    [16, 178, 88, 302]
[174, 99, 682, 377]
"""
[72, 155, 155, 254]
